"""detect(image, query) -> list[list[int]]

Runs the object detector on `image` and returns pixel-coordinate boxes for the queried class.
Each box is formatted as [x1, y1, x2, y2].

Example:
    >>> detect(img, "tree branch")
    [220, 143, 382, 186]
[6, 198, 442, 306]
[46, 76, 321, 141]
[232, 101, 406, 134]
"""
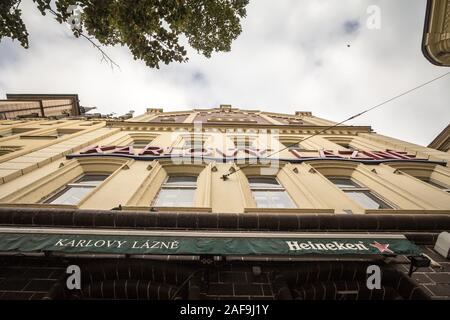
[47, 6, 120, 70]
[79, 33, 120, 70]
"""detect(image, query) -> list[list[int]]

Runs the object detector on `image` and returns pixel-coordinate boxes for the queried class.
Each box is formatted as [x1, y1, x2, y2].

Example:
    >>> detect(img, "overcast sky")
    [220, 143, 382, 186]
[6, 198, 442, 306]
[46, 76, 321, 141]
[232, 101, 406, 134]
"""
[0, 0, 449, 146]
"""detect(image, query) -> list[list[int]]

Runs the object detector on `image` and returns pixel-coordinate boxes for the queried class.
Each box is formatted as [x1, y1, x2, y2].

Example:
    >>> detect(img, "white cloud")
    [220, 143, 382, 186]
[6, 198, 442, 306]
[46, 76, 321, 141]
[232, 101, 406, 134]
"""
[0, 0, 448, 146]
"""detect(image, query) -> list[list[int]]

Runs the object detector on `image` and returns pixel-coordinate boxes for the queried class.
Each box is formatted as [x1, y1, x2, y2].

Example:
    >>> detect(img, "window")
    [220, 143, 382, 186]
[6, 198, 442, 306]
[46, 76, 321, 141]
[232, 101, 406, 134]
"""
[0, 131, 12, 138]
[278, 137, 308, 151]
[53, 129, 81, 138]
[207, 117, 256, 123]
[329, 177, 391, 209]
[159, 117, 175, 122]
[153, 176, 197, 207]
[335, 142, 356, 151]
[132, 140, 151, 149]
[248, 177, 295, 208]
[418, 177, 450, 193]
[325, 137, 357, 151]
[286, 141, 306, 151]
[123, 134, 157, 149]
[43, 174, 109, 205]
[0, 146, 22, 156]
[232, 136, 255, 148]
[183, 139, 204, 149]
[14, 128, 38, 133]
[181, 135, 208, 149]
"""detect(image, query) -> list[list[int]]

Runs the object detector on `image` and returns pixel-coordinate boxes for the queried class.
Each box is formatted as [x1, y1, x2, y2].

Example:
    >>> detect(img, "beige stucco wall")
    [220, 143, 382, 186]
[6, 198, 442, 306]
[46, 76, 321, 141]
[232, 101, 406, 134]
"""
[0, 109, 449, 214]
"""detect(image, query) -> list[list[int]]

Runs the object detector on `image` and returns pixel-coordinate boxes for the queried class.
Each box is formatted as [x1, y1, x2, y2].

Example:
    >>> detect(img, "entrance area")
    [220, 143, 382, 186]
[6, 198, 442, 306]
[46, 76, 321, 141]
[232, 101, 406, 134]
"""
[0, 257, 429, 300]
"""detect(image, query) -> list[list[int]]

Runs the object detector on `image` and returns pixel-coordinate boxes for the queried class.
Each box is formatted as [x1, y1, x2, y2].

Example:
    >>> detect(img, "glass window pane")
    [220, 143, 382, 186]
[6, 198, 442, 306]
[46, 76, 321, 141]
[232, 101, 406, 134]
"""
[252, 190, 295, 208]
[75, 174, 108, 186]
[336, 142, 355, 150]
[47, 186, 93, 205]
[165, 176, 197, 186]
[248, 177, 280, 188]
[154, 188, 196, 207]
[252, 191, 270, 208]
[345, 191, 391, 209]
[269, 191, 296, 208]
[133, 140, 151, 148]
[329, 178, 361, 188]
[184, 140, 204, 148]
[235, 140, 252, 147]
[0, 131, 12, 137]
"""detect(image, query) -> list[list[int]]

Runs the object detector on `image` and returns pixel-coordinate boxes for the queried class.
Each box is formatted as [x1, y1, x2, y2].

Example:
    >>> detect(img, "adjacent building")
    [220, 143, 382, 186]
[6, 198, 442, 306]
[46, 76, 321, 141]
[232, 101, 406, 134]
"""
[0, 94, 95, 120]
[429, 124, 450, 152]
[0, 104, 449, 300]
[422, 0, 450, 66]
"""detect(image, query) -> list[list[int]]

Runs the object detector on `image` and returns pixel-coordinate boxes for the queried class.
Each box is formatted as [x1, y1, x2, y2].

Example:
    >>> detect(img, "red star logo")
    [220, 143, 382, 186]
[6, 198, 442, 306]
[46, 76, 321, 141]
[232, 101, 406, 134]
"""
[370, 241, 394, 254]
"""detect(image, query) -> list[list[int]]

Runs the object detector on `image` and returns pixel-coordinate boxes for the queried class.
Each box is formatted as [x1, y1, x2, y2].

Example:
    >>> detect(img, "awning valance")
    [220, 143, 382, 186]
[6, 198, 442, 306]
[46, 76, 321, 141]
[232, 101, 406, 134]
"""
[0, 228, 422, 256]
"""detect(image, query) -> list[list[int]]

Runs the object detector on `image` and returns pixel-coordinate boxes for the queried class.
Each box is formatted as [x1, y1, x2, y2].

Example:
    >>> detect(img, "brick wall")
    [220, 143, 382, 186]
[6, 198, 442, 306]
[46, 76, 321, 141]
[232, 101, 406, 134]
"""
[200, 265, 274, 300]
[394, 245, 450, 300]
[0, 258, 65, 300]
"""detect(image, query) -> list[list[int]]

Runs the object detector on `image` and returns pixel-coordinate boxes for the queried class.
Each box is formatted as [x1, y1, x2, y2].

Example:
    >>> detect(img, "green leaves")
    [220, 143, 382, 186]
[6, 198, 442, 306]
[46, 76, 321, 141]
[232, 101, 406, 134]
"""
[0, 0, 249, 68]
[0, 0, 30, 48]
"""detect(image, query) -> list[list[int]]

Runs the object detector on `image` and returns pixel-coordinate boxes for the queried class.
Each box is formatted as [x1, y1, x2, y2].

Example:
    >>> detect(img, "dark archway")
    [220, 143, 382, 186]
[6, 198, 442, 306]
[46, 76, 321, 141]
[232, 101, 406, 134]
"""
[272, 262, 429, 300]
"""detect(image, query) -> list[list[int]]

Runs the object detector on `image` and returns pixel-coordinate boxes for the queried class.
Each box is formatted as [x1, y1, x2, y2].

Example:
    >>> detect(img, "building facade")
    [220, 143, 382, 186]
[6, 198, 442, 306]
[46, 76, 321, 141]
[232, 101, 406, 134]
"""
[0, 104, 449, 300]
[422, 0, 450, 66]
[429, 124, 450, 153]
[0, 94, 95, 120]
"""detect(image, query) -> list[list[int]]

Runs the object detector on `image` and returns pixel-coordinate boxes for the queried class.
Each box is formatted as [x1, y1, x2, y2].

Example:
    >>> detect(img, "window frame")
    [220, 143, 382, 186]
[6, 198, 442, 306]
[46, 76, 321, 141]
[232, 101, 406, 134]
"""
[278, 137, 308, 151]
[42, 173, 109, 205]
[180, 134, 209, 150]
[152, 175, 198, 207]
[231, 135, 256, 149]
[247, 176, 296, 208]
[418, 177, 450, 193]
[131, 139, 152, 149]
[328, 176, 393, 209]
[386, 163, 450, 195]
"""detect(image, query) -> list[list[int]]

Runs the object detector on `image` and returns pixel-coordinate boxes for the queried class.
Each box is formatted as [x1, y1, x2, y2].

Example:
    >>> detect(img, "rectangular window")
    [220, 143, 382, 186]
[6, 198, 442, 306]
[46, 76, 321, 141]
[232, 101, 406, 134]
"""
[43, 174, 109, 205]
[329, 177, 391, 209]
[248, 177, 295, 208]
[232, 136, 255, 148]
[0, 146, 22, 156]
[182, 135, 208, 149]
[53, 129, 81, 138]
[132, 140, 151, 149]
[286, 142, 307, 151]
[335, 142, 356, 151]
[153, 176, 197, 207]
[183, 139, 204, 149]
[278, 138, 308, 151]
[0, 131, 12, 138]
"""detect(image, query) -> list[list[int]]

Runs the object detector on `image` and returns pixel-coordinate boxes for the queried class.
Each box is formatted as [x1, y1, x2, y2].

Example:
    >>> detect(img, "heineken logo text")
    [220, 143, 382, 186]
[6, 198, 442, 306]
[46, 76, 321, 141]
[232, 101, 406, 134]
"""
[286, 241, 369, 251]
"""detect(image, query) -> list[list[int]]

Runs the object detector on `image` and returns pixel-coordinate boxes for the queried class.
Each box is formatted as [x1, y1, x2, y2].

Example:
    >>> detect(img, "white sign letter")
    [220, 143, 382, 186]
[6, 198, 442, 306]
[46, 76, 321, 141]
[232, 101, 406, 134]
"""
[66, 265, 81, 290]
[366, 265, 381, 290]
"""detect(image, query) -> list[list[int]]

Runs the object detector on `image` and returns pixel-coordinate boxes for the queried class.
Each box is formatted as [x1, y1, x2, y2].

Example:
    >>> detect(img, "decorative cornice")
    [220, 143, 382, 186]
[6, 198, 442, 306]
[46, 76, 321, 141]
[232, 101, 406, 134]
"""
[106, 120, 372, 135]
[422, 0, 450, 66]
[428, 123, 450, 151]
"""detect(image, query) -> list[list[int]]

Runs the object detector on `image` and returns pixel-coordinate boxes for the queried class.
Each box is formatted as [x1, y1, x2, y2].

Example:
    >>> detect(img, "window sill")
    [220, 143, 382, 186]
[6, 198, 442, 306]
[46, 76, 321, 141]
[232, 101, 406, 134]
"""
[0, 202, 78, 209]
[19, 135, 58, 140]
[365, 209, 450, 214]
[122, 205, 212, 213]
[244, 208, 334, 214]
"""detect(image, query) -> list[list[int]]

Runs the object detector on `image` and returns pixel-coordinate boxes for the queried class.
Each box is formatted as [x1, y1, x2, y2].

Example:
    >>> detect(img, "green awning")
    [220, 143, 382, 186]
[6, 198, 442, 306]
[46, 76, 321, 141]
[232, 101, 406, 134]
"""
[0, 229, 421, 256]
